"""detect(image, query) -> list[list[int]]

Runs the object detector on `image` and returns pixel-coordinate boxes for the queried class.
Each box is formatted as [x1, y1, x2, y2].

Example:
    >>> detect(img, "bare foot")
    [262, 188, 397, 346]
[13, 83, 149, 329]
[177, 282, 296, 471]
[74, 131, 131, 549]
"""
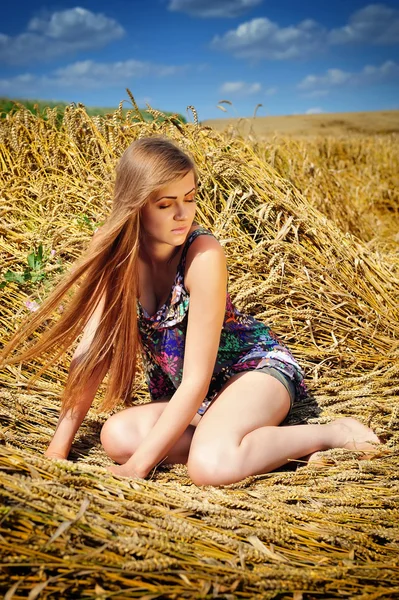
[330, 417, 381, 452]
[306, 417, 381, 465]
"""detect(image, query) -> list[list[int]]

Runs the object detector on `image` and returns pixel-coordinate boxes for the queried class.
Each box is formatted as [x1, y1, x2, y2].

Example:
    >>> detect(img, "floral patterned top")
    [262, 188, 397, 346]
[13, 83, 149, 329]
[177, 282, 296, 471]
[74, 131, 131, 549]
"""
[137, 226, 308, 415]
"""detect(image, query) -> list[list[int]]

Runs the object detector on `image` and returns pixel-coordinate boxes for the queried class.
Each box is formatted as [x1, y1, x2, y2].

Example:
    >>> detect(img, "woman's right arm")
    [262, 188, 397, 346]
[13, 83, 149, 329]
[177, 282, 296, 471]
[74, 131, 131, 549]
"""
[44, 293, 108, 460]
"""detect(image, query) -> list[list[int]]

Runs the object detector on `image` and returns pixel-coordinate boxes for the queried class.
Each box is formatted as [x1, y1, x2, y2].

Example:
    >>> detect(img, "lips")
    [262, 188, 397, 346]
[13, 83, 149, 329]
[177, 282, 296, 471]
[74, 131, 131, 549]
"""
[172, 227, 187, 232]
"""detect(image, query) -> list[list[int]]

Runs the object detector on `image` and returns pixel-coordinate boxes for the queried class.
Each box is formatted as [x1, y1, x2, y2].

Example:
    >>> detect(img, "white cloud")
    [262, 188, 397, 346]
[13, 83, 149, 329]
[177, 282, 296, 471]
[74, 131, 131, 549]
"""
[54, 60, 187, 86]
[264, 86, 277, 96]
[362, 59, 399, 79]
[0, 59, 188, 95]
[210, 4, 399, 63]
[298, 60, 399, 93]
[168, 0, 263, 18]
[210, 16, 326, 60]
[0, 7, 124, 65]
[0, 73, 37, 93]
[220, 81, 261, 94]
[298, 68, 351, 90]
[306, 107, 324, 114]
[329, 3, 399, 45]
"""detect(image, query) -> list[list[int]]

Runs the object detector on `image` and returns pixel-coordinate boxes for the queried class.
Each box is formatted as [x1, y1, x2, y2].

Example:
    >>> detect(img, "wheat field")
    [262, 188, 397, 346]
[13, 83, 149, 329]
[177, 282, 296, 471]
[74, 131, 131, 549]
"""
[0, 98, 398, 599]
[203, 109, 399, 137]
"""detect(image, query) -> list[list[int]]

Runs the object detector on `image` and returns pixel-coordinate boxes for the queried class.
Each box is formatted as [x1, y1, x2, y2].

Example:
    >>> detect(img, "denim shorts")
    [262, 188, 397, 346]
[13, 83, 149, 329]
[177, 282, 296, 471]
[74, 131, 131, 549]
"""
[197, 364, 297, 417]
[253, 365, 296, 414]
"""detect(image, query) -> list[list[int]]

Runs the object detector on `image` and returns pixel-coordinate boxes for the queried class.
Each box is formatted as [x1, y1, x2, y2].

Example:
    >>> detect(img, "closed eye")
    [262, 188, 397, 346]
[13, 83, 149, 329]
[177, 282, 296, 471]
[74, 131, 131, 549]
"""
[159, 198, 197, 209]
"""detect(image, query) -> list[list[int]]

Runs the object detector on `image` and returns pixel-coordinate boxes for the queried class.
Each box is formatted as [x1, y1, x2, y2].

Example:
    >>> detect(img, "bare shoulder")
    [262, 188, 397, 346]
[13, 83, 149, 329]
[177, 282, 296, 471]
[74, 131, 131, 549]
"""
[184, 231, 227, 293]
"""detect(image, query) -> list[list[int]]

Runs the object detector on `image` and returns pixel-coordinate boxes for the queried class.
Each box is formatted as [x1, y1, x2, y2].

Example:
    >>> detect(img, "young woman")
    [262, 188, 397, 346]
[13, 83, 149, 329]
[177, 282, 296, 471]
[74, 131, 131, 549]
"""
[0, 136, 380, 487]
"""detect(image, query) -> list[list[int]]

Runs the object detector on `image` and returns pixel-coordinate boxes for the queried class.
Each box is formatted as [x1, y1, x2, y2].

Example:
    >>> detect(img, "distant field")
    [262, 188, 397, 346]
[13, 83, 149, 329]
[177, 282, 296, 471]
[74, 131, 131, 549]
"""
[0, 96, 186, 123]
[203, 109, 399, 137]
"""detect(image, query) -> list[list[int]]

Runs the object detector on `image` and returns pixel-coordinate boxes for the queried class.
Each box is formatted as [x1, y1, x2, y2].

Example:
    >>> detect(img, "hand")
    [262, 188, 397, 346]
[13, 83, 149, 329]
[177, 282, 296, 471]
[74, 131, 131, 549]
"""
[106, 463, 147, 479]
[44, 450, 69, 461]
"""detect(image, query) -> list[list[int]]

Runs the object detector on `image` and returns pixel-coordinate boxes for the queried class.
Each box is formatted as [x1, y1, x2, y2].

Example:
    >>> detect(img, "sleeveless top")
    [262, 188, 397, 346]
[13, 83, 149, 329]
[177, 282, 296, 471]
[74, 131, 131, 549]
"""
[137, 226, 308, 415]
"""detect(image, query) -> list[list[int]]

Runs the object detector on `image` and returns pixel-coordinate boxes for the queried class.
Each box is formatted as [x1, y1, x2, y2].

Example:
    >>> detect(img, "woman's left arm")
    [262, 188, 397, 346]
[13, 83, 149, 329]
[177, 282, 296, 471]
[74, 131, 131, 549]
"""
[110, 236, 228, 479]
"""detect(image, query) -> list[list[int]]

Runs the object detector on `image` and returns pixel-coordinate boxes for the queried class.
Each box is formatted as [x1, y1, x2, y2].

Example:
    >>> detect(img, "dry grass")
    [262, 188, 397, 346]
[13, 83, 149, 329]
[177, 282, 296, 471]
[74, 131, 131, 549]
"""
[0, 99, 398, 598]
[203, 109, 399, 137]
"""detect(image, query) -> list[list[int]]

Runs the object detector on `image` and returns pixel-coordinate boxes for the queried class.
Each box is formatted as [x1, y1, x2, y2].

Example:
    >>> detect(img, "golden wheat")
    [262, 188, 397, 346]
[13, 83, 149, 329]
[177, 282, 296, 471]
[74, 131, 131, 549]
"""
[0, 97, 398, 598]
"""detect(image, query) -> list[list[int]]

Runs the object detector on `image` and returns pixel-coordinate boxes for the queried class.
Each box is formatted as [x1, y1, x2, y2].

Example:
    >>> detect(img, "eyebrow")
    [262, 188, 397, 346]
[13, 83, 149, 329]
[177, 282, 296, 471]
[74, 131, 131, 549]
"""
[154, 187, 196, 202]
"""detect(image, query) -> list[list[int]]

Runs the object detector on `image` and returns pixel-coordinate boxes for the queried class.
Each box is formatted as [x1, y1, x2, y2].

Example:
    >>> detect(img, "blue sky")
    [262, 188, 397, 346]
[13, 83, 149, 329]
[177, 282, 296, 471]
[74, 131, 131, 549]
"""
[1, 0, 398, 120]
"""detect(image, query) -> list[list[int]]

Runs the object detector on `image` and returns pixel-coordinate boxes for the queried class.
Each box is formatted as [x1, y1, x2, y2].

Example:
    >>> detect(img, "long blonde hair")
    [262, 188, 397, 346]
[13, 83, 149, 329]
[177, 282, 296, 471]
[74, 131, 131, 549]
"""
[0, 135, 198, 416]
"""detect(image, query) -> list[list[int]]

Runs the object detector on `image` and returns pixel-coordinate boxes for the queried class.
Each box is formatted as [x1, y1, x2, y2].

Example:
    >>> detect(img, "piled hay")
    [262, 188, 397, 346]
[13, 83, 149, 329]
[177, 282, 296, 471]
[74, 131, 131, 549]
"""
[0, 99, 398, 598]
[252, 135, 399, 254]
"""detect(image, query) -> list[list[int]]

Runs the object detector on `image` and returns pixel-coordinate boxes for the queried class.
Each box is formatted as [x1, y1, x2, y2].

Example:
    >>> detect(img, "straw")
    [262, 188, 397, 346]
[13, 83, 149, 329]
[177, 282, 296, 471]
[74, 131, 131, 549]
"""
[0, 97, 398, 598]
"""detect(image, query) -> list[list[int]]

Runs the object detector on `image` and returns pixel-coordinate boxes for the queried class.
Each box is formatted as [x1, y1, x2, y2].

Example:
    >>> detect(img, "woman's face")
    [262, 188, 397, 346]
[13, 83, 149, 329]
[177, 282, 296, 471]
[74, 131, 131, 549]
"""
[140, 170, 197, 246]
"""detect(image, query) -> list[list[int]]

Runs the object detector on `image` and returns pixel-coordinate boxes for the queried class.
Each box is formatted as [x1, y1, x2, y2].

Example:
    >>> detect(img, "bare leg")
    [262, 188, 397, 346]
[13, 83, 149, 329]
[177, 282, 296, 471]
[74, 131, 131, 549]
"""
[188, 417, 381, 486]
[100, 401, 200, 466]
[114, 425, 197, 466]
[238, 419, 380, 474]
[187, 371, 382, 486]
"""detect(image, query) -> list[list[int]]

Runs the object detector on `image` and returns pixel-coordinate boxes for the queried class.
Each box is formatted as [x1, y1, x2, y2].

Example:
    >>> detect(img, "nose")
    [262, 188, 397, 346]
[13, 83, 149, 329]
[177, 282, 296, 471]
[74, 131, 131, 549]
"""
[174, 205, 189, 221]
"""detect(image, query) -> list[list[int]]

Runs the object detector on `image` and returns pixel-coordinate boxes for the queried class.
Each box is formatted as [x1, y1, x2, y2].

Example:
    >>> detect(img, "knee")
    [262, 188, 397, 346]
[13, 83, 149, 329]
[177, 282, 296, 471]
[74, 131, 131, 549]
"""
[100, 414, 115, 447]
[100, 413, 136, 463]
[187, 444, 232, 487]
